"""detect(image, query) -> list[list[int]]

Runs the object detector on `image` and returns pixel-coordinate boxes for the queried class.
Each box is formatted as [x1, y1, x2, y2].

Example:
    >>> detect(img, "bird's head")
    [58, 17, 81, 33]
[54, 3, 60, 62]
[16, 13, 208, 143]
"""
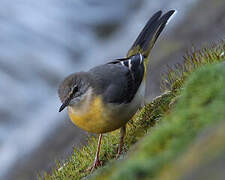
[58, 72, 90, 112]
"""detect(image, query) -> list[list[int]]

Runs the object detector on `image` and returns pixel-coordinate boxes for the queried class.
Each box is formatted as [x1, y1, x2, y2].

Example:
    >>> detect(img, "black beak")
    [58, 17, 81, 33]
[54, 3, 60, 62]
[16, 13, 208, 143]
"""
[59, 99, 70, 112]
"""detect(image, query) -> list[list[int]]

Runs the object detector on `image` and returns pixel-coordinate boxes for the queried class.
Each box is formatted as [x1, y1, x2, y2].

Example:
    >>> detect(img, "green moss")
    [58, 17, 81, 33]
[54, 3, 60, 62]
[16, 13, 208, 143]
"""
[157, 121, 225, 180]
[42, 89, 174, 180]
[161, 41, 225, 91]
[42, 41, 225, 180]
[91, 63, 225, 180]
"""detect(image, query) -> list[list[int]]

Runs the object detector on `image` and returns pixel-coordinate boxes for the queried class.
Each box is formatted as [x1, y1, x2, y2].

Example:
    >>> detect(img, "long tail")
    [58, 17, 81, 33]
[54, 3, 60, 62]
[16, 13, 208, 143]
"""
[127, 10, 176, 67]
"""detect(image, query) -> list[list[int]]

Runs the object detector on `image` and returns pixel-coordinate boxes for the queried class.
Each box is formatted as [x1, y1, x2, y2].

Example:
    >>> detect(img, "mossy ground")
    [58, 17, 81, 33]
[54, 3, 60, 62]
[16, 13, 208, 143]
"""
[93, 63, 225, 180]
[42, 91, 175, 180]
[42, 42, 225, 180]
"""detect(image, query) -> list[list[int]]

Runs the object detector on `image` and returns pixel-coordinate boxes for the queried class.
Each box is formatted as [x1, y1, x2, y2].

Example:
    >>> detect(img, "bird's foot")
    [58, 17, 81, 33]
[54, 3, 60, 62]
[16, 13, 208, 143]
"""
[116, 146, 123, 159]
[87, 158, 103, 172]
[116, 151, 121, 159]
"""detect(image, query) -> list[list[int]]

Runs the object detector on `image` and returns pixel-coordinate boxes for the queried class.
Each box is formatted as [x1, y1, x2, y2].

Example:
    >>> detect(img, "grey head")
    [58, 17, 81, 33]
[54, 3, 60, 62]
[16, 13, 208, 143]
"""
[58, 72, 90, 112]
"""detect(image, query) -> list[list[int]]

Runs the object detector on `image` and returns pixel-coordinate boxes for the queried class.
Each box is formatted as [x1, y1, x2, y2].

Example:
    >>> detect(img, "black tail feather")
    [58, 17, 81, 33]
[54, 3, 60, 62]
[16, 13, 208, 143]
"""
[127, 10, 176, 60]
[129, 11, 162, 54]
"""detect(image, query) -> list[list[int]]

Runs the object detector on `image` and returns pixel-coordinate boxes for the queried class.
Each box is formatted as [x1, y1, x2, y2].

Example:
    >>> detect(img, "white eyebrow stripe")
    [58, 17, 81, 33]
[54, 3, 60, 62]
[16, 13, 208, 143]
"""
[128, 59, 132, 70]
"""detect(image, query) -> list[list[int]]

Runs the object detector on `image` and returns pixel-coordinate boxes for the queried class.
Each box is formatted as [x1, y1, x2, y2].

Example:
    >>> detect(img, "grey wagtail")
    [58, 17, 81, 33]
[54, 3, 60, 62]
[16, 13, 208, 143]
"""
[58, 10, 176, 171]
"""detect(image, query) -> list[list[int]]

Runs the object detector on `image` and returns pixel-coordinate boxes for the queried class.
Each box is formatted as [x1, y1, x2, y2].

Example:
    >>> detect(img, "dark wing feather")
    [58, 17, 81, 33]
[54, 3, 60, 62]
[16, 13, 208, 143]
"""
[108, 54, 144, 91]
[88, 63, 129, 104]
[113, 53, 145, 102]
[88, 53, 144, 104]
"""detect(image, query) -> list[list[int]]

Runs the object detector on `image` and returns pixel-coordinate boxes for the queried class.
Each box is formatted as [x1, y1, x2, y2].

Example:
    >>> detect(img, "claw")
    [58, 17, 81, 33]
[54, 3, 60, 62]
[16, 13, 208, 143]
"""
[87, 158, 103, 172]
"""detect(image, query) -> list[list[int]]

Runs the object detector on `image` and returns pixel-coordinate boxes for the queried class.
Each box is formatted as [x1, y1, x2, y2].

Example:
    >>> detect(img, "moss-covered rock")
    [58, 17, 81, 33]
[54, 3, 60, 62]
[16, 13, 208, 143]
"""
[42, 91, 175, 180]
[90, 64, 225, 180]
[158, 121, 225, 180]
[42, 42, 225, 180]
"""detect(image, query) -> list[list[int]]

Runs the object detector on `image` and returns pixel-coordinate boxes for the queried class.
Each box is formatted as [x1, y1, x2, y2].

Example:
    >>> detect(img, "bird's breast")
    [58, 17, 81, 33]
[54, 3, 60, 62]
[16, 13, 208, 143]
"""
[68, 96, 128, 133]
[68, 82, 145, 134]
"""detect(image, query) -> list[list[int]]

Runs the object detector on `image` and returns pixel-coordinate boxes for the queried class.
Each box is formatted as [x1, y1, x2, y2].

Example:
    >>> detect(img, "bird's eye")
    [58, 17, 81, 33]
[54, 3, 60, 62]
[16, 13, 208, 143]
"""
[71, 85, 78, 96]
[67, 85, 78, 99]
[73, 85, 78, 92]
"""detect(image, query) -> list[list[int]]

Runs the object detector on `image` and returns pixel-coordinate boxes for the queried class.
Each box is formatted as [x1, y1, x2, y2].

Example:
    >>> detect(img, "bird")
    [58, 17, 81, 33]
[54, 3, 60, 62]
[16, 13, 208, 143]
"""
[58, 10, 176, 171]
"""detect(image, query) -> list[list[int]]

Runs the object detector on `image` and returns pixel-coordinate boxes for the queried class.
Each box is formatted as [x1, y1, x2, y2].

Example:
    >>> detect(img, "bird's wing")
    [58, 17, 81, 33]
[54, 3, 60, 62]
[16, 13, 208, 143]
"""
[88, 53, 144, 104]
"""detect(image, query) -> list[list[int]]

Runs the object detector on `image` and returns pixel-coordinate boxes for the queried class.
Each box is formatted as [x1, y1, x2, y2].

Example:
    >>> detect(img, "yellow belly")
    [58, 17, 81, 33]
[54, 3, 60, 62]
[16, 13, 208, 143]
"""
[68, 96, 130, 133]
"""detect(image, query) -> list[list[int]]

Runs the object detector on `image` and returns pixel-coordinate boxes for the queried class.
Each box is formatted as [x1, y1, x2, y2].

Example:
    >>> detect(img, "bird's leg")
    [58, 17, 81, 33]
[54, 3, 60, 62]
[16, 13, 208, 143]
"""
[87, 134, 103, 172]
[116, 125, 126, 158]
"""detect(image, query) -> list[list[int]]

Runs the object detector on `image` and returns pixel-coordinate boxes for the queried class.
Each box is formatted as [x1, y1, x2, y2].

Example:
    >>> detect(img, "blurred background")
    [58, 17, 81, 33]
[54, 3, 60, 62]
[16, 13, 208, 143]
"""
[0, 0, 224, 179]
